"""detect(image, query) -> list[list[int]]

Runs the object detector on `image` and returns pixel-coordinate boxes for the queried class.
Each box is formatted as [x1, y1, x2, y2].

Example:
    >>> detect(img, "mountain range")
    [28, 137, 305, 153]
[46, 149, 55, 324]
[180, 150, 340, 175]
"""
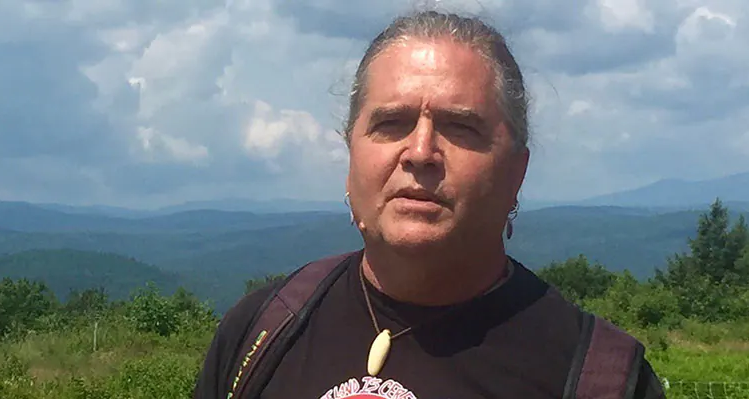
[0, 249, 182, 302]
[34, 198, 348, 219]
[1, 171, 748, 313]
[1, 202, 745, 313]
[0, 201, 338, 233]
[519, 172, 749, 211]
[576, 172, 749, 209]
[18, 171, 749, 216]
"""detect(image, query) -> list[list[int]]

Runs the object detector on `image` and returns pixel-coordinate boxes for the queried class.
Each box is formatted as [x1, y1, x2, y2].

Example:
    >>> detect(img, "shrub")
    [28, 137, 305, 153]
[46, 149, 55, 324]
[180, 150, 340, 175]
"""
[631, 283, 683, 329]
[0, 352, 35, 398]
[0, 352, 28, 380]
[126, 283, 179, 337]
[106, 355, 200, 398]
[536, 254, 616, 303]
[681, 319, 727, 345]
[644, 328, 670, 353]
[62, 377, 112, 399]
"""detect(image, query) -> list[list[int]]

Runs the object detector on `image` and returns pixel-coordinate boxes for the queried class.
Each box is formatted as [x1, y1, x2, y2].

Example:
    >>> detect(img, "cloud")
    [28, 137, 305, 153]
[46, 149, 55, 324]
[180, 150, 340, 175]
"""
[0, 156, 112, 205]
[595, 0, 655, 33]
[245, 101, 321, 158]
[135, 126, 210, 164]
[0, 0, 356, 207]
[0, 0, 748, 206]
[567, 100, 593, 116]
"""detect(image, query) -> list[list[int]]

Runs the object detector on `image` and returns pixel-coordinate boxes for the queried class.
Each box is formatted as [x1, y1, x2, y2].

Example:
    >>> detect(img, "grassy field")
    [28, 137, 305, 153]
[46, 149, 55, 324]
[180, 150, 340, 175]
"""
[631, 321, 749, 398]
[0, 313, 215, 399]
[1, 317, 747, 399]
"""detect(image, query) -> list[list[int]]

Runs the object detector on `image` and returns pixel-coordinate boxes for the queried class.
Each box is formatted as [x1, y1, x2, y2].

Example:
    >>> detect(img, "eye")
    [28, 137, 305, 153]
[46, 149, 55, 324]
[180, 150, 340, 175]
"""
[375, 119, 401, 129]
[371, 119, 415, 138]
[447, 122, 479, 135]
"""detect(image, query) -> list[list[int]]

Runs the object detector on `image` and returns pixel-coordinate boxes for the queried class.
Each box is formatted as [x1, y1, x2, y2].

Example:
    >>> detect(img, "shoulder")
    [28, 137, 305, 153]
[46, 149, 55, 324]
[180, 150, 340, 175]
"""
[217, 281, 284, 343]
[632, 359, 666, 399]
[513, 258, 666, 398]
[212, 250, 360, 353]
[506, 257, 584, 329]
[193, 281, 284, 398]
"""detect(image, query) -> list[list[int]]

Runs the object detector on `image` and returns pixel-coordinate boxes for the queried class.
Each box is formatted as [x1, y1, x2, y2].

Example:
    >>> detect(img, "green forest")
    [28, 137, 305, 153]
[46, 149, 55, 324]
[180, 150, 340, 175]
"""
[1, 199, 748, 398]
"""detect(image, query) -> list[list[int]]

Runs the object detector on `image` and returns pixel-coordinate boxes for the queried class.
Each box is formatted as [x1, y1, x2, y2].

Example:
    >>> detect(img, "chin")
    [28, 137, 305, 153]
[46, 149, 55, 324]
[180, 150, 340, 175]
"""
[379, 221, 451, 253]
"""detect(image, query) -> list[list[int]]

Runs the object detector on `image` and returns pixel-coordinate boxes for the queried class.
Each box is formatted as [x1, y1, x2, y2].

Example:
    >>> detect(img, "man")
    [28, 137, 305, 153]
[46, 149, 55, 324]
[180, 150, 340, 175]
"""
[194, 10, 666, 399]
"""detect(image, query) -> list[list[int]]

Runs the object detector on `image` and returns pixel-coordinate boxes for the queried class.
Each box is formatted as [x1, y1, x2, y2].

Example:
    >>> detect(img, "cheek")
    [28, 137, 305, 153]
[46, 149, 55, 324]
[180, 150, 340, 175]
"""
[349, 144, 394, 197]
[448, 154, 498, 197]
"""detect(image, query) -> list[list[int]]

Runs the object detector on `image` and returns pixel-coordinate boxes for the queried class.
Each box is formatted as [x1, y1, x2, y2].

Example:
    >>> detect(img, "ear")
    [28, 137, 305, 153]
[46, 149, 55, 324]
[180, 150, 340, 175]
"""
[345, 170, 351, 195]
[512, 147, 530, 197]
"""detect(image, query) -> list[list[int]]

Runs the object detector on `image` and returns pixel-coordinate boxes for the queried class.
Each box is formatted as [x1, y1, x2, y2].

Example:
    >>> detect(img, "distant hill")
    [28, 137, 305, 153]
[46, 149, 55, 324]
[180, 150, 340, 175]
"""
[35, 203, 151, 218]
[2, 205, 740, 278]
[22, 171, 749, 215]
[170, 218, 364, 312]
[157, 198, 347, 214]
[2, 204, 739, 269]
[578, 172, 749, 208]
[129, 209, 337, 232]
[2, 202, 748, 313]
[0, 200, 339, 233]
[0, 249, 183, 302]
[33, 198, 348, 218]
[0, 212, 352, 264]
[506, 207, 712, 276]
[0, 201, 124, 232]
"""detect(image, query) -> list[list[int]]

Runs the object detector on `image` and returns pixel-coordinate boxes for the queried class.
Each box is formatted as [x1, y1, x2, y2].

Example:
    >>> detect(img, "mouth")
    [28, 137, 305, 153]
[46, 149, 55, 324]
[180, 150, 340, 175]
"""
[391, 187, 447, 206]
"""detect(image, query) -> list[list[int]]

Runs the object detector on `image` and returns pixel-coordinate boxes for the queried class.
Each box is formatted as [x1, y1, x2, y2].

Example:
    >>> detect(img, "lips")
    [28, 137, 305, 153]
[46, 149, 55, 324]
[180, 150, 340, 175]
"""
[391, 187, 446, 206]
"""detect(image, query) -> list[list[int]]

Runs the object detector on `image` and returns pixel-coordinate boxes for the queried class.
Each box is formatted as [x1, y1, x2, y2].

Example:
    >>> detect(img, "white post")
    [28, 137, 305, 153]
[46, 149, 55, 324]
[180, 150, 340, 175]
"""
[93, 320, 98, 352]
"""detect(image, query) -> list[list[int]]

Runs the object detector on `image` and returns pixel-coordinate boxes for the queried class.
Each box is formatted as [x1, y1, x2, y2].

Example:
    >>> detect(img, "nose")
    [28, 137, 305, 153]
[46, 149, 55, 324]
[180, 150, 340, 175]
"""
[401, 113, 442, 169]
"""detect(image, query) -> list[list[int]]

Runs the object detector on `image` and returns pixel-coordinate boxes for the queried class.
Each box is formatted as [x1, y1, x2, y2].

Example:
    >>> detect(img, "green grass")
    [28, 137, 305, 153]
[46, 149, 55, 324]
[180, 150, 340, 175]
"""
[628, 323, 749, 399]
[1, 319, 747, 398]
[0, 316, 215, 399]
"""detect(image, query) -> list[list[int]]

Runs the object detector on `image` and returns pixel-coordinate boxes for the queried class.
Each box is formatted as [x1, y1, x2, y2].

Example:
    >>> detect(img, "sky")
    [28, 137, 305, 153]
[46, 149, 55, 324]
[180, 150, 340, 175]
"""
[1, 0, 748, 209]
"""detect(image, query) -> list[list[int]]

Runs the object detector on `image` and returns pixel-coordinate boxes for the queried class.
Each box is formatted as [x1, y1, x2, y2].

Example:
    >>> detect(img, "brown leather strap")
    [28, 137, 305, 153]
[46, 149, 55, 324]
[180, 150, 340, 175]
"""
[228, 251, 357, 398]
[575, 314, 645, 399]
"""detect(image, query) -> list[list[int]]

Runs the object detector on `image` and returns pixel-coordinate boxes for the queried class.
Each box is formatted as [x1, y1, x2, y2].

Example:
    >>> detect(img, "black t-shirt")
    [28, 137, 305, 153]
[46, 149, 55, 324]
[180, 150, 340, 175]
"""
[194, 251, 665, 399]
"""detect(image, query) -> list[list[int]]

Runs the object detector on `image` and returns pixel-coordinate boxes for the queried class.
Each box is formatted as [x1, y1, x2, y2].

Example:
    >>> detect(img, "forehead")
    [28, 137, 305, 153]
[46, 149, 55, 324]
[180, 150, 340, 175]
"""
[363, 38, 496, 108]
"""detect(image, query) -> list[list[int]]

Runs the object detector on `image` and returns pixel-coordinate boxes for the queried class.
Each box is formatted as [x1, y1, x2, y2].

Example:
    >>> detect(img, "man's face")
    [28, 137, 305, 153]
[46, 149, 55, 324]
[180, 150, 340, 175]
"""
[346, 38, 529, 253]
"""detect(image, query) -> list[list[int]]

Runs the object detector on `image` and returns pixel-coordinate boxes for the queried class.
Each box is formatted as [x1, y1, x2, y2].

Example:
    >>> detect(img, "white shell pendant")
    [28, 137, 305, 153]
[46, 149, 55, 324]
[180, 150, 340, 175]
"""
[367, 329, 391, 376]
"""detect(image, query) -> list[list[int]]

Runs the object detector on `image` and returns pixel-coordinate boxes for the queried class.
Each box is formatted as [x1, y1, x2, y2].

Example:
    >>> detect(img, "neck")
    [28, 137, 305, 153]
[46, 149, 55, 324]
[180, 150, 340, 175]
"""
[361, 241, 510, 307]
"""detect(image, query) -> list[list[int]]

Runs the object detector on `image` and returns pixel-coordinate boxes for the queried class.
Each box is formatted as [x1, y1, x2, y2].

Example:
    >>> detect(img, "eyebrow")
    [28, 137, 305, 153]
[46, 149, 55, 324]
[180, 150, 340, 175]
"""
[432, 108, 487, 129]
[369, 105, 419, 123]
[369, 105, 488, 129]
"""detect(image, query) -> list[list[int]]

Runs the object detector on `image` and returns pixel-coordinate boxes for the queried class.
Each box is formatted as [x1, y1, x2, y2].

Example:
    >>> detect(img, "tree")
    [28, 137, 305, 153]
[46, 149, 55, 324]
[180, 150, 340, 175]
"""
[581, 271, 640, 328]
[655, 198, 749, 321]
[689, 197, 730, 281]
[245, 274, 287, 295]
[735, 246, 749, 287]
[582, 273, 681, 329]
[723, 214, 748, 285]
[65, 287, 109, 318]
[536, 255, 616, 303]
[677, 198, 749, 284]
[126, 283, 218, 337]
[127, 282, 179, 337]
[170, 287, 216, 332]
[0, 278, 58, 339]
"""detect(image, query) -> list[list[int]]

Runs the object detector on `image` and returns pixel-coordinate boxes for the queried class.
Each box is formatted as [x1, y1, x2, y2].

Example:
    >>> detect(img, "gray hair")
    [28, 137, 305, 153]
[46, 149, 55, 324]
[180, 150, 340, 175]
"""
[342, 10, 530, 151]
